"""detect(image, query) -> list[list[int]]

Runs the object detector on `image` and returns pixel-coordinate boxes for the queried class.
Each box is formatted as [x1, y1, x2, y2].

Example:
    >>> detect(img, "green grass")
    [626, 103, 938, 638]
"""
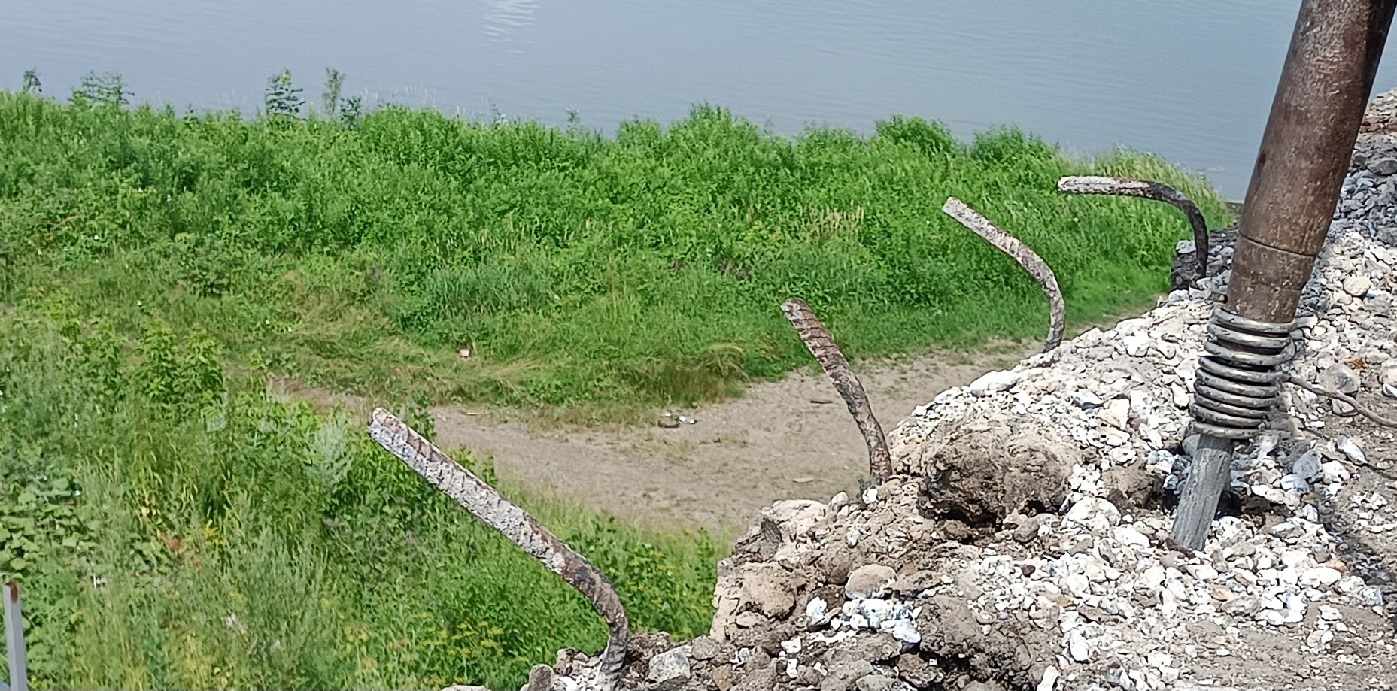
[0, 79, 1232, 421]
[0, 304, 721, 690]
[0, 72, 1236, 689]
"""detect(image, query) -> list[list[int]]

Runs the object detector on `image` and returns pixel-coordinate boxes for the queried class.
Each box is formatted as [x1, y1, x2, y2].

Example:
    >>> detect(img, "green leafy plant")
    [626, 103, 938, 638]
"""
[70, 71, 130, 108]
[136, 318, 225, 413]
[264, 69, 304, 119]
[21, 69, 41, 95]
[321, 67, 345, 117]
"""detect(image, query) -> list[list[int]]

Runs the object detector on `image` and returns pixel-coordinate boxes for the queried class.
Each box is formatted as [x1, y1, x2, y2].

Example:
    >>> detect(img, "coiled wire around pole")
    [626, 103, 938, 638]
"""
[1189, 308, 1295, 439]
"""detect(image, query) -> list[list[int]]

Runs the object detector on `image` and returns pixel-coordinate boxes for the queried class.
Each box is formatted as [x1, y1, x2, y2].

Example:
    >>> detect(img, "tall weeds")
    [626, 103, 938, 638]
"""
[0, 70, 1233, 689]
[0, 72, 1232, 418]
[0, 302, 719, 690]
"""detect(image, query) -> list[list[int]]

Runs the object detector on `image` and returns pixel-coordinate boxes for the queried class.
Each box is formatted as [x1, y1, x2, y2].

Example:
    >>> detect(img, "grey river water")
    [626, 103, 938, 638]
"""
[5, 0, 1397, 198]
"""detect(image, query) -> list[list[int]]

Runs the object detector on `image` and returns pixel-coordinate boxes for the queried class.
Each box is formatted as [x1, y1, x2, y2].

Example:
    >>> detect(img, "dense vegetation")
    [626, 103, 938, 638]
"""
[0, 70, 1232, 689]
[0, 300, 718, 689]
[1, 72, 1231, 421]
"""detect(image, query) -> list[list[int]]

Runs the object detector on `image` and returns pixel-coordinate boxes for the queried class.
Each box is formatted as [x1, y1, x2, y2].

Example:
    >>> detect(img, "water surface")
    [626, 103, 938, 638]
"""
[5, 0, 1397, 198]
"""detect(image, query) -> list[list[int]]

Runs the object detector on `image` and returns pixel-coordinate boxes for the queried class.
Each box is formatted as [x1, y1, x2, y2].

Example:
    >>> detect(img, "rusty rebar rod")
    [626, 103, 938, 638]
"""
[367, 409, 630, 689]
[781, 297, 892, 483]
[941, 197, 1066, 352]
[1172, 0, 1396, 550]
[1056, 176, 1211, 281]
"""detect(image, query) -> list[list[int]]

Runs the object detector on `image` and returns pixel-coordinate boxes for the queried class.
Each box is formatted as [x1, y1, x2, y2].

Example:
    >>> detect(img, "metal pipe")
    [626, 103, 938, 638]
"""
[1227, 0, 1396, 323]
[1172, 0, 1396, 550]
[3, 582, 25, 691]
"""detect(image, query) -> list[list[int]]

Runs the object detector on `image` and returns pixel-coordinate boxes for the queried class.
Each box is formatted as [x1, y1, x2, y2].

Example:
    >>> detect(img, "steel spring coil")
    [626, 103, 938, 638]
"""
[1189, 307, 1295, 440]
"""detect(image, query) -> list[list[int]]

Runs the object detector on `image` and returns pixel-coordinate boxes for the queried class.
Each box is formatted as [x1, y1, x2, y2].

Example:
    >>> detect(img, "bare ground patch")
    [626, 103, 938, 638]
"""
[280, 344, 1033, 535]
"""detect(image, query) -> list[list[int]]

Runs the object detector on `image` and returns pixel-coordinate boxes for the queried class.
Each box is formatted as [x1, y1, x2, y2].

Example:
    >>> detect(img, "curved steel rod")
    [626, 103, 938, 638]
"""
[1057, 176, 1211, 280]
[367, 409, 630, 689]
[781, 297, 892, 483]
[941, 197, 1066, 352]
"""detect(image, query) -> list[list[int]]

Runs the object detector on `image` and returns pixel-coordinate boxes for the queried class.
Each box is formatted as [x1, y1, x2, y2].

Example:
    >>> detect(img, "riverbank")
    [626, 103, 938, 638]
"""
[0, 82, 1231, 422]
[0, 80, 1234, 691]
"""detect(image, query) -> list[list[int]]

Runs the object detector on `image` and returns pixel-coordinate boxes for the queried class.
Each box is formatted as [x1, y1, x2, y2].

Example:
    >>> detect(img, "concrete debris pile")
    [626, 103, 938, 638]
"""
[482, 92, 1397, 691]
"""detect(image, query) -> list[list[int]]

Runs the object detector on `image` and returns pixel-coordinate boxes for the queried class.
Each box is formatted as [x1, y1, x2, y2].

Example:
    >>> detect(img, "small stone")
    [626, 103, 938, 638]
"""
[1337, 576, 1366, 594]
[1337, 437, 1368, 465]
[1281, 594, 1307, 624]
[1291, 450, 1323, 481]
[1301, 566, 1343, 588]
[968, 370, 1020, 395]
[1222, 595, 1260, 615]
[1343, 275, 1373, 297]
[1064, 497, 1121, 530]
[1368, 156, 1397, 175]
[845, 565, 896, 599]
[1321, 461, 1352, 484]
[1123, 333, 1150, 357]
[1186, 564, 1219, 580]
[1071, 390, 1104, 409]
[1099, 398, 1131, 429]
[890, 619, 921, 645]
[805, 598, 829, 623]
[1358, 586, 1385, 607]
[859, 599, 894, 628]
[1113, 525, 1150, 548]
[1036, 665, 1060, 691]
[648, 647, 693, 684]
[1067, 630, 1091, 662]
[1319, 363, 1361, 395]
[1381, 359, 1397, 398]
[690, 636, 721, 661]
[1171, 384, 1190, 408]
[854, 675, 895, 691]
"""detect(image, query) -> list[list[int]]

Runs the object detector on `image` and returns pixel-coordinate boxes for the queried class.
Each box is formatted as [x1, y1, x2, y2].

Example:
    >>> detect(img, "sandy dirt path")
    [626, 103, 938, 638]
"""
[290, 345, 1034, 535]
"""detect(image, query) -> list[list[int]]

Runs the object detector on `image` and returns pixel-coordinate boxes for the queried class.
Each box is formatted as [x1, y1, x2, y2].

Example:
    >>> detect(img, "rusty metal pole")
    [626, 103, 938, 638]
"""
[1172, 0, 1397, 550]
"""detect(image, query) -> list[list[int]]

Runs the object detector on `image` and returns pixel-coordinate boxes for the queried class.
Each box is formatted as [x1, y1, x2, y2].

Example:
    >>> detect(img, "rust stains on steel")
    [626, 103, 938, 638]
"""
[941, 197, 1066, 352]
[781, 297, 893, 483]
[1056, 176, 1212, 281]
[367, 409, 631, 689]
[1227, 0, 1396, 325]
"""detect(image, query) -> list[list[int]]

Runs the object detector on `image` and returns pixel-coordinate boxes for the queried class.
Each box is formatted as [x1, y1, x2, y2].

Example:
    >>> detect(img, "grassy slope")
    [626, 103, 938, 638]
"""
[1, 307, 720, 690]
[0, 83, 1235, 690]
[0, 90, 1232, 421]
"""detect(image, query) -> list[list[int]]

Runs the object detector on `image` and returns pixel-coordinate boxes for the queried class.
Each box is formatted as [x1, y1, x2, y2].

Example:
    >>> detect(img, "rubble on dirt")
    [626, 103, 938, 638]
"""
[490, 91, 1397, 691]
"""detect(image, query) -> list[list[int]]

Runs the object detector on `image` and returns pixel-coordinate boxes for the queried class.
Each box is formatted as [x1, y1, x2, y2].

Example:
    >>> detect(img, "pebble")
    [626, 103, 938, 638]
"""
[1301, 566, 1343, 588]
[1381, 359, 1397, 398]
[1291, 449, 1323, 481]
[1337, 437, 1368, 465]
[1343, 274, 1373, 297]
[1067, 631, 1091, 662]
[647, 647, 692, 684]
[968, 370, 1020, 395]
[845, 565, 896, 599]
